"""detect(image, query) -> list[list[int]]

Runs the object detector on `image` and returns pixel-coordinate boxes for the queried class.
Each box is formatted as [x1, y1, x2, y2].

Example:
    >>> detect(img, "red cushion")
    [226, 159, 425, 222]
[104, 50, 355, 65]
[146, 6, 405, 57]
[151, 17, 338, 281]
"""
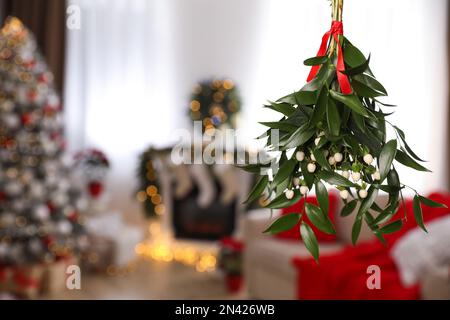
[276, 192, 339, 243]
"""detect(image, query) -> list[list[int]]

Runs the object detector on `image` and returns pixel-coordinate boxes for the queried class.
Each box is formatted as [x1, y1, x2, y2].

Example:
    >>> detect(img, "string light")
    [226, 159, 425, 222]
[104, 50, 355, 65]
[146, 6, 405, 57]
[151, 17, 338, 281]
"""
[135, 222, 218, 273]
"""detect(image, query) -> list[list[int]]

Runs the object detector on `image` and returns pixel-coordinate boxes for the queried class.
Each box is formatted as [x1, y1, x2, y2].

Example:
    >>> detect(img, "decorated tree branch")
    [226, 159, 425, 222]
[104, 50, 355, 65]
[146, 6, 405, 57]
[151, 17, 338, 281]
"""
[241, 0, 446, 262]
[189, 79, 241, 134]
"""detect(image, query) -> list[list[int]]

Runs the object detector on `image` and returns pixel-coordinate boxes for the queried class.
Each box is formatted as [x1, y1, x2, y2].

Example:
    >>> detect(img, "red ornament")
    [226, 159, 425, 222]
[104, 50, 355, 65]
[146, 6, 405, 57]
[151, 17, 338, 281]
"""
[88, 181, 103, 198]
[27, 90, 38, 102]
[20, 113, 32, 125]
[42, 235, 54, 247]
[46, 202, 56, 213]
[24, 59, 36, 70]
[68, 211, 79, 222]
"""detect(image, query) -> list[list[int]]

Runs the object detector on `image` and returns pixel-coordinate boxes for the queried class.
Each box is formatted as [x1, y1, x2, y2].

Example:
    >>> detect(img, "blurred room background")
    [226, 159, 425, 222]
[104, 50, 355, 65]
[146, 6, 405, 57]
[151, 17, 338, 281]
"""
[0, 0, 449, 300]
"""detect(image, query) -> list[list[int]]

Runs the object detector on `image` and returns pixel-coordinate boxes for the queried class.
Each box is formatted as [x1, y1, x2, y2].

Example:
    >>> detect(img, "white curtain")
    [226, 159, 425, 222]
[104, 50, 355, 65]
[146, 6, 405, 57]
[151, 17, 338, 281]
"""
[65, 0, 448, 220]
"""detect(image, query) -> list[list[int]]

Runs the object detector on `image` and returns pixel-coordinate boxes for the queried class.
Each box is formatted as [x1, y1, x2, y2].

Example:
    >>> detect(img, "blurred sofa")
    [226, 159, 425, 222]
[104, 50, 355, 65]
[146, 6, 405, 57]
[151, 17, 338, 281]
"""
[243, 193, 450, 300]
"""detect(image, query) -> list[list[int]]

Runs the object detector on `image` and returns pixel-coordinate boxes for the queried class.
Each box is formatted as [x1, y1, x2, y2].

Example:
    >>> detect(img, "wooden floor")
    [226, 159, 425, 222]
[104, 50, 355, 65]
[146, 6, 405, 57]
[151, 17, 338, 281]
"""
[42, 259, 243, 300]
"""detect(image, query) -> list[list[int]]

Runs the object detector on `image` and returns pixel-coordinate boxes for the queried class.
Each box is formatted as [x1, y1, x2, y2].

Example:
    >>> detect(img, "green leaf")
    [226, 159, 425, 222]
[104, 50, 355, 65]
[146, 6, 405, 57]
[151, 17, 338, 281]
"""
[305, 203, 336, 235]
[393, 126, 426, 162]
[317, 171, 359, 188]
[326, 97, 340, 136]
[358, 186, 379, 216]
[374, 99, 396, 107]
[386, 169, 401, 205]
[304, 55, 329, 66]
[395, 150, 431, 172]
[372, 209, 396, 227]
[302, 62, 336, 92]
[300, 162, 315, 189]
[310, 86, 328, 126]
[413, 195, 427, 232]
[259, 121, 297, 132]
[418, 195, 448, 209]
[273, 158, 297, 186]
[351, 111, 366, 133]
[329, 91, 369, 118]
[244, 176, 268, 204]
[342, 54, 371, 76]
[264, 102, 296, 117]
[283, 125, 315, 149]
[351, 214, 363, 245]
[300, 222, 319, 263]
[264, 213, 301, 234]
[315, 180, 329, 215]
[343, 39, 368, 68]
[237, 163, 269, 174]
[277, 91, 317, 106]
[378, 140, 397, 181]
[380, 220, 403, 234]
[353, 74, 387, 96]
[312, 148, 331, 171]
[341, 199, 358, 217]
[364, 213, 387, 245]
[266, 190, 302, 209]
[352, 79, 385, 98]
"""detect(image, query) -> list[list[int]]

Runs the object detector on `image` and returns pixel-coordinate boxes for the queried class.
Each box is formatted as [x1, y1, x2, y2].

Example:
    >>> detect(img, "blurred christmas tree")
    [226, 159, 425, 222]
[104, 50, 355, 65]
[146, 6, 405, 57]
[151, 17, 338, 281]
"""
[0, 17, 85, 266]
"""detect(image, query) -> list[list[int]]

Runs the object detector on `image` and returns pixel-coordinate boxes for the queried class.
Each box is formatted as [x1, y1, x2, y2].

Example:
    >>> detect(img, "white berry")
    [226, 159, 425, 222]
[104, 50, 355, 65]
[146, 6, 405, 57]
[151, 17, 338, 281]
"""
[342, 171, 350, 179]
[300, 186, 309, 195]
[352, 172, 361, 182]
[359, 189, 368, 199]
[340, 190, 349, 200]
[328, 156, 336, 166]
[296, 151, 305, 162]
[315, 137, 321, 146]
[363, 154, 374, 165]
[310, 153, 316, 162]
[293, 177, 301, 187]
[318, 131, 325, 137]
[285, 189, 294, 200]
[334, 153, 343, 163]
[307, 163, 316, 173]
[373, 171, 381, 181]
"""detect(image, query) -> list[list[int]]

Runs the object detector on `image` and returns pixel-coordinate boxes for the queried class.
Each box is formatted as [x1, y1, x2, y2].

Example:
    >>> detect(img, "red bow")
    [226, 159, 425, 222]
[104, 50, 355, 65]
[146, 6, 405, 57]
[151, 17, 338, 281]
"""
[306, 21, 352, 95]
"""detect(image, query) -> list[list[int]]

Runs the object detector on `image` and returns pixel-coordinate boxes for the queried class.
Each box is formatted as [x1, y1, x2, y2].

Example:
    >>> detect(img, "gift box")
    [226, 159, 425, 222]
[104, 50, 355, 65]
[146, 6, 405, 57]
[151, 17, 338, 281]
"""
[41, 256, 79, 295]
[0, 264, 46, 299]
[81, 234, 115, 272]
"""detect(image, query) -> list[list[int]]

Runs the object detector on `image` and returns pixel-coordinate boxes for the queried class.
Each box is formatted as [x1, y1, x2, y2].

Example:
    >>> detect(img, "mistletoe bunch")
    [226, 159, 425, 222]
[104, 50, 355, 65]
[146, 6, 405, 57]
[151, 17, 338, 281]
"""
[242, 0, 446, 261]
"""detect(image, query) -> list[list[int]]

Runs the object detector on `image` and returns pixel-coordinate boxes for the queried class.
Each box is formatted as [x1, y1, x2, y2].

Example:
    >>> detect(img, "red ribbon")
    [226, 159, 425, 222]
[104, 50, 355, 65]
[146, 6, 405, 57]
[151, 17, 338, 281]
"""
[306, 21, 352, 95]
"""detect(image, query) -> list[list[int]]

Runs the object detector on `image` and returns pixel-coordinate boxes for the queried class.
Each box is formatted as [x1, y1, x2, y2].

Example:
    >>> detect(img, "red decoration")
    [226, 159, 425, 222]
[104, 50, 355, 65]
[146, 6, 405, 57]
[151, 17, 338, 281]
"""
[225, 275, 243, 294]
[88, 181, 104, 198]
[221, 237, 244, 252]
[13, 269, 39, 289]
[307, 20, 352, 95]
[68, 211, 79, 222]
[20, 113, 32, 125]
[46, 201, 56, 213]
[27, 90, 38, 102]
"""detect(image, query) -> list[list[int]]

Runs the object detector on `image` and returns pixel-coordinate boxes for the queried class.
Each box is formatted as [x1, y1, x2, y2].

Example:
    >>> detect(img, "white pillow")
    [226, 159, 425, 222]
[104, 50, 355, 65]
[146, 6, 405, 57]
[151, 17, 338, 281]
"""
[391, 215, 450, 287]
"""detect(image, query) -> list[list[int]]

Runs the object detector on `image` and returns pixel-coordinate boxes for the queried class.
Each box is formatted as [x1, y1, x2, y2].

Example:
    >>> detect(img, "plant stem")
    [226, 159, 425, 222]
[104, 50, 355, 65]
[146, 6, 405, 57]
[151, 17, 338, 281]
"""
[328, 0, 344, 57]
